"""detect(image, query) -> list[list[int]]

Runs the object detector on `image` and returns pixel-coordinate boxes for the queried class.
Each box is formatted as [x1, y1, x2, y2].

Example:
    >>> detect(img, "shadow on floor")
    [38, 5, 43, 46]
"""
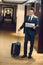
[11, 56, 35, 61]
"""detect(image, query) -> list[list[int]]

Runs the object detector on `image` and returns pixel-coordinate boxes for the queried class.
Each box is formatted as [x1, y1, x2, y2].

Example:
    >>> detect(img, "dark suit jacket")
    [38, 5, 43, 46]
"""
[20, 15, 39, 35]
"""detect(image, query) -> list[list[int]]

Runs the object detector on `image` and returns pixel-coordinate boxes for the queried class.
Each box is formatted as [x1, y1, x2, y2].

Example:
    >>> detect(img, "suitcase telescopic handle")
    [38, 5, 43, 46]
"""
[17, 32, 20, 42]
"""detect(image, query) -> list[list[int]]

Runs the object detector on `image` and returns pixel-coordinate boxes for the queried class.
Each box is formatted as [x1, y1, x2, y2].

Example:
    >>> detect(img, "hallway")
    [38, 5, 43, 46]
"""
[0, 30, 43, 65]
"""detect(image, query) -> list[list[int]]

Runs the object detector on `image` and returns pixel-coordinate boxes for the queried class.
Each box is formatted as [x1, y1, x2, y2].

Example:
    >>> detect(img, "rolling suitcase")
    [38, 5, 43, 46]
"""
[11, 42, 21, 57]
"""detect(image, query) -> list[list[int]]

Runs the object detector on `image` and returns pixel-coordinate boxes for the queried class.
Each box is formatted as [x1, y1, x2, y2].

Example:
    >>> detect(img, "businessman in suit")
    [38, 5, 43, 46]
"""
[18, 8, 39, 58]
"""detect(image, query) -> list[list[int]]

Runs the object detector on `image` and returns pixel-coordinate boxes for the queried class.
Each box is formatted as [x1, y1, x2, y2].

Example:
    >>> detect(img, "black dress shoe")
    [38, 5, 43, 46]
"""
[28, 56, 32, 59]
[21, 55, 27, 58]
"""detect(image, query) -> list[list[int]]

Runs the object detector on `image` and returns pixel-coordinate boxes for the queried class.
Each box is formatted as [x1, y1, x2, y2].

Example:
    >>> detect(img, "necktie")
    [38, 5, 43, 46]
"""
[29, 16, 31, 22]
[30, 16, 31, 21]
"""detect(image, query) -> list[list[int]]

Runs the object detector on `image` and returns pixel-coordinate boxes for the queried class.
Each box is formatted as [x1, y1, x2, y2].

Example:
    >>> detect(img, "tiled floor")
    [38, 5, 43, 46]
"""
[0, 30, 43, 65]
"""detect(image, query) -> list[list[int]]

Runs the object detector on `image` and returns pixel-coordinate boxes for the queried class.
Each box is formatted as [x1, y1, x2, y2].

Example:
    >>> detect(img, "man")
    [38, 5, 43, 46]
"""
[18, 8, 39, 59]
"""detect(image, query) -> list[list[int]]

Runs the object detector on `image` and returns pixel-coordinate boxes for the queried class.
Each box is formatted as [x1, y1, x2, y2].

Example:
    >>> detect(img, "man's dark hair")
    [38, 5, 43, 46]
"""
[30, 7, 35, 12]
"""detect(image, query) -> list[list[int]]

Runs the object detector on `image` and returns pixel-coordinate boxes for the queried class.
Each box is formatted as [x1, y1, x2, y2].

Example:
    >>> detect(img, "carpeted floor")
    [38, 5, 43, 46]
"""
[0, 30, 43, 65]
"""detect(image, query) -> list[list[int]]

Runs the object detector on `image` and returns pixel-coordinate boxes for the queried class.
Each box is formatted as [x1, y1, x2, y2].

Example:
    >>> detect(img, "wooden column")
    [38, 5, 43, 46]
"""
[16, 5, 25, 33]
[38, 0, 43, 53]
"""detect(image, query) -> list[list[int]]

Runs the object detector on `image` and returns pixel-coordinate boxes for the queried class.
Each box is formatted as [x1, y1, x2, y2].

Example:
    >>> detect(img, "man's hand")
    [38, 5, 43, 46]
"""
[18, 28, 20, 31]
[32, 26, 36, 29]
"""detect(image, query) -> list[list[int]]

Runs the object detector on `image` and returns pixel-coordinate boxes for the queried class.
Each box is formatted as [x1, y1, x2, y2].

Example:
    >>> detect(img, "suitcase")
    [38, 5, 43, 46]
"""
[11, 42, 21, 57]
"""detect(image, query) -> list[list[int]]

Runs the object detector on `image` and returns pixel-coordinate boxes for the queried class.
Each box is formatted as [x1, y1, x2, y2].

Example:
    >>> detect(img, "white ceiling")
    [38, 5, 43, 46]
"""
[0, 0, 41, 3]
[3, 0, 27, 3]
[0, 0, 2, 2]
[26, 0, 41, 3]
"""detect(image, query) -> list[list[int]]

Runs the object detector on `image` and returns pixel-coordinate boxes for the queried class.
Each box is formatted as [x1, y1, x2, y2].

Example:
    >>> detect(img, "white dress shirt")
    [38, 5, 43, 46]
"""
[29, 15, 34, 21]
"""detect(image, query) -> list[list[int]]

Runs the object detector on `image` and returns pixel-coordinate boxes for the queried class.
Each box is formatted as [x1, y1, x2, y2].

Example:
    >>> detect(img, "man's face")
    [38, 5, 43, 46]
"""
[28, 10, 34, 16]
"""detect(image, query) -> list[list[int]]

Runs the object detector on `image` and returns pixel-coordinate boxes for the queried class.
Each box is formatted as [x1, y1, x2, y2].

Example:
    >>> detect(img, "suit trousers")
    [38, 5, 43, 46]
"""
[24, 33, 35, 56]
